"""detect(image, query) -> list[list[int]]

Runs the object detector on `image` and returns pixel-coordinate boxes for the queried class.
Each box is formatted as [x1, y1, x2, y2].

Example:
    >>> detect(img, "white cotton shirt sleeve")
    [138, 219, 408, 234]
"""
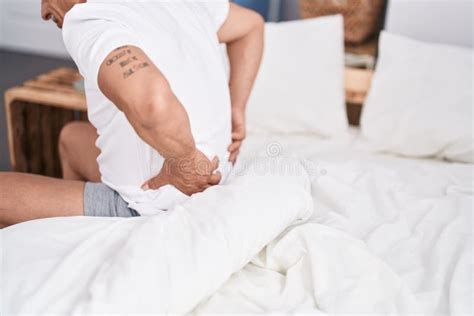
[62, 3, 141, 89]
[200, 0, 230, 32]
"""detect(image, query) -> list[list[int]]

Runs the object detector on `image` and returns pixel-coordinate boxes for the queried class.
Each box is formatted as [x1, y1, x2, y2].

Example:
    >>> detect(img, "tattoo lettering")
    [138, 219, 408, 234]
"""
[114, 45, 129, 51]
[106, 48, 132, 66]
[123, 68, 134, 79]
[119, 56, 138, 68]
[123, 62, 149, 79]
[106, 46, 150, 79]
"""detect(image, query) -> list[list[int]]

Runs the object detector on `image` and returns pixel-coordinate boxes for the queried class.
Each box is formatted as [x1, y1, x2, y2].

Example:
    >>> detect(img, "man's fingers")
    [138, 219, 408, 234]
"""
[142, 173, 169, 191]
[229, 150, 240, 164]
[210, 156, 220, 172]
[228, 141, 242, 153]
[232, 131, 245, 141]
[208, 171, 222, 185]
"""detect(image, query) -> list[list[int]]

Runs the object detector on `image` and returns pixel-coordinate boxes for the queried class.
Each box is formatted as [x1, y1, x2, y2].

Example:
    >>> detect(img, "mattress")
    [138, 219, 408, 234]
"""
[2, 128, 472, 315]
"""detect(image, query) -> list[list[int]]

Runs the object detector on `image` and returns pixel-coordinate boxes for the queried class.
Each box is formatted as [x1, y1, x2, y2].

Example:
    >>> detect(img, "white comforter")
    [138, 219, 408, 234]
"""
[2, 158, 312, 314]
[2, 131, 473, 315]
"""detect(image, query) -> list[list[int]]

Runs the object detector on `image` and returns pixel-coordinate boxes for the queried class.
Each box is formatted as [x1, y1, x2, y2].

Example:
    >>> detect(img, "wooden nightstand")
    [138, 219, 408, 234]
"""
[344, 67, 374, 125]
[4, 68, 86, 177]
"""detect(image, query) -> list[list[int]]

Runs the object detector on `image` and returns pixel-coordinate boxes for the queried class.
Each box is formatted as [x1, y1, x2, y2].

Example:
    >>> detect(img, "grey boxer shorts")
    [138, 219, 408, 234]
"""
[83, 182, 140, 217]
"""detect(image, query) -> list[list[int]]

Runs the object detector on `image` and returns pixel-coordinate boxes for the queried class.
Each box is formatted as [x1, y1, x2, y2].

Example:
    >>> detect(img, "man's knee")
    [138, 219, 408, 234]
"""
[0, 172, 14, 192]
[59, 121, 81, 159]
[0, 172, 16, 216]
[58, 121, 100, 181]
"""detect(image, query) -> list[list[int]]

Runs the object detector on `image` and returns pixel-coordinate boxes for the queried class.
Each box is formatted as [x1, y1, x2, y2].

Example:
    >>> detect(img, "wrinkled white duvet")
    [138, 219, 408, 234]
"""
[194, 134, 472, 315]
[1, 132, 473, 315]
[2, 158, 313, 314]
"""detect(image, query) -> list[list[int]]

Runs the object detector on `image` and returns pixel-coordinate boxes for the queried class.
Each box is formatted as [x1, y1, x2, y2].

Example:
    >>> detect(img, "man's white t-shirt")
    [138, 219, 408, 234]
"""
[62, 0, 232, 215]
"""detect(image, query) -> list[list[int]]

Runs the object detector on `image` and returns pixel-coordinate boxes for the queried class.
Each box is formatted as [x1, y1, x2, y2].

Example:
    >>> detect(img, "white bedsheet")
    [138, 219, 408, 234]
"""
[1, 129, 473, 315]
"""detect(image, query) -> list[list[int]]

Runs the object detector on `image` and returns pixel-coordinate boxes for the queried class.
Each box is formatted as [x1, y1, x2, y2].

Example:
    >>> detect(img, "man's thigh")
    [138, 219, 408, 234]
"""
[0, 173, 139, 228]
[0, 172, 85, 227]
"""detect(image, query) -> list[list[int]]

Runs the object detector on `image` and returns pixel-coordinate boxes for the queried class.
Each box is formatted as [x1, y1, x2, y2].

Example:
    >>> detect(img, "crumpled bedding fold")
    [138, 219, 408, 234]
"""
[2, 157, 313, 314]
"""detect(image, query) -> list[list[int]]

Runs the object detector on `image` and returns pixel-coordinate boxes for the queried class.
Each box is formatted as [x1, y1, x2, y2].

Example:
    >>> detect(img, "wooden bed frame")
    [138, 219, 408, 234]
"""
[4, 67, 373, 177]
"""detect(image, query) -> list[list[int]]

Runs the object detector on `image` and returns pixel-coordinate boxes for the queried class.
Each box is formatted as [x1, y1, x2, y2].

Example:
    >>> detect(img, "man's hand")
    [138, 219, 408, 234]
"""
[228, 109, 246, 164]
[142, 149, 221, 195]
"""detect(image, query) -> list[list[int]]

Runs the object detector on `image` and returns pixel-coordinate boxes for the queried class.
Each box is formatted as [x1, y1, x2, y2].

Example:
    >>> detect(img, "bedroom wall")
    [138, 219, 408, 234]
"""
[1, 0, 472, 55]
[0, 0, 69, 57]
[385, 0, 473, 48]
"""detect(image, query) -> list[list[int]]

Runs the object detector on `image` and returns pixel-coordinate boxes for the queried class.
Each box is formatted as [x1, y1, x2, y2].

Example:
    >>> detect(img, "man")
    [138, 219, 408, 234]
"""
[0, 0, 263, 228]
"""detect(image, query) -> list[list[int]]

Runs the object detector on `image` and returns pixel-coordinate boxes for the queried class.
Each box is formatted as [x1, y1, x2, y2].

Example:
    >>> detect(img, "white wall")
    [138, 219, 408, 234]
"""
[1, 0, 472, 56]
[0, 0, 69, 57]
[385, 0, 473, 48]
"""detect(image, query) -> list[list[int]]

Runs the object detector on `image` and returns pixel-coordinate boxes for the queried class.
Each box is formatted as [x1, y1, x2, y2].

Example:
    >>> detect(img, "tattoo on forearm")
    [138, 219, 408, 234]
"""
[123, 62, 150, 79]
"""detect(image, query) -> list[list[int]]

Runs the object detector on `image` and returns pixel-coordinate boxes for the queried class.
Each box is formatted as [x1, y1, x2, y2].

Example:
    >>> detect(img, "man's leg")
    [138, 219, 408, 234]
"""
[0, 173, 84, 227]
[59, 121, 101, 182]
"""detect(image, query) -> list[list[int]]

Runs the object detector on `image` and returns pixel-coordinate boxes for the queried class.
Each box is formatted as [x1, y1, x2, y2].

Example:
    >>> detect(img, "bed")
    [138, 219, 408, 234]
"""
[197, 129, 473, 313]
[2, 14, 473, 316]
[2, 128, 472, 314]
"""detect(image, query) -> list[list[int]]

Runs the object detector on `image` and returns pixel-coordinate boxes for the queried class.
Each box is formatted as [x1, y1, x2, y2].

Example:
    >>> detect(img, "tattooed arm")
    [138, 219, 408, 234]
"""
[98, 46, 221, 194]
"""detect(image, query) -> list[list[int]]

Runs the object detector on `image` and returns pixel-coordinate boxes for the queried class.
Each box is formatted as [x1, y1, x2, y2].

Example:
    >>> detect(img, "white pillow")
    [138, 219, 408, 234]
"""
[361, 32, 473, 163]
[247, 15, 347, 137]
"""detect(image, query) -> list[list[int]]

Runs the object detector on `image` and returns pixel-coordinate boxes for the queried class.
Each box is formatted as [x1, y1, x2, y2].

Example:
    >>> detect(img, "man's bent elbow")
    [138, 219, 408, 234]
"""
[244, 8, 264, 36]
[128, 81, 175, 130]
[252, 11, 265, 32]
